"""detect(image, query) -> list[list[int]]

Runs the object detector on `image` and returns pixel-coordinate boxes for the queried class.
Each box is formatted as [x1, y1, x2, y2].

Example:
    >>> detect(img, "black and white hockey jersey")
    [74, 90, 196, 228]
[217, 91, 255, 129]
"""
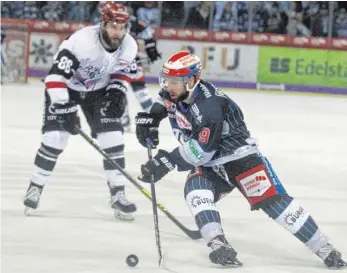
[44, 25, 138, 104]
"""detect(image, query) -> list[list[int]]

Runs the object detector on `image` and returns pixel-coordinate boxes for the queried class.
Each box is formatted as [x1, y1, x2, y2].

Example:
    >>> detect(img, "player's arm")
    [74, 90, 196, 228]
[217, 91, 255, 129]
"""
[135, 89, 168, 148]
[170, 100, 224, 171]
[44, 37, 80, 134]
[44, 37, 80, 104]
[138, 98, 224, 183]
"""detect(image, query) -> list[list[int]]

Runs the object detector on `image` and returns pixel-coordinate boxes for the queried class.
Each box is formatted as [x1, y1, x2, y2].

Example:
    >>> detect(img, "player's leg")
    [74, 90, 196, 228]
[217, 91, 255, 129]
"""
[130, 80, 153, 112]
[229, 154, 346, 269]
[120, 96, 131, 131]
[23, 91, 78, 212]
[131, 56, 153, 113]
[83, 91, 136, 221]
[184, 167, 242, 267]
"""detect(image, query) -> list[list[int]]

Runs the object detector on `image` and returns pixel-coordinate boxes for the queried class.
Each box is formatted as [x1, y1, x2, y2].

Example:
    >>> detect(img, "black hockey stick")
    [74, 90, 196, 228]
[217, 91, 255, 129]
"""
[146, 139, 163, 266]
[75, 126, 202, 240]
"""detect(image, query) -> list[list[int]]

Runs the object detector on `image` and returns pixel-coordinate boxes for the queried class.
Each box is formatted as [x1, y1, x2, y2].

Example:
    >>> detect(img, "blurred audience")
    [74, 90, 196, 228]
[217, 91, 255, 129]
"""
[213, 2, 238, 31]
[184, 1, 213, 29]
[67, 2, 91, 22]
[16, 1, 42, 20]
[1, 1, 346, 37]
[41, 2, 64, 21]
[136, 1, 159, 27]
[335, 9, 347, 37]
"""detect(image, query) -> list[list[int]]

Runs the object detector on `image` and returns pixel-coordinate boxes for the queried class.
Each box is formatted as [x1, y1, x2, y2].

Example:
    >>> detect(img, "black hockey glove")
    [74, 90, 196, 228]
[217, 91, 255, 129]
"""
[144, 38, 161, 63]
[102, 90, 127, 118]
[135, 112, 161, 148]
[139, 149, 175, 183]
[52, 102, 80, 135]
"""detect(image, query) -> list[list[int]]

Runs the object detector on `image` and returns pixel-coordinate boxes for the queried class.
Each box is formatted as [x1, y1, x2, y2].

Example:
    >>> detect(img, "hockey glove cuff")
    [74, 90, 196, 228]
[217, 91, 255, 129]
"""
[139, 149, 175, 183]
[52, 102, 80, 135]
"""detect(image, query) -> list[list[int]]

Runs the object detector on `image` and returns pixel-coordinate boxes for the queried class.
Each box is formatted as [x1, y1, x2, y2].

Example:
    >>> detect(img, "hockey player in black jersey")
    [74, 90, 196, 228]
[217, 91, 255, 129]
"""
[23, 3, 137, 221]
[135, 51, 346, 268]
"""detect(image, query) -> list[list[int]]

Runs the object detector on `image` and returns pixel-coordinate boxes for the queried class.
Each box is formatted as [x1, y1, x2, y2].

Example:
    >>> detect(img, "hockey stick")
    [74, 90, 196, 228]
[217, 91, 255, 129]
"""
[146, 139, 163, 266]
[75, 126, 202, 240]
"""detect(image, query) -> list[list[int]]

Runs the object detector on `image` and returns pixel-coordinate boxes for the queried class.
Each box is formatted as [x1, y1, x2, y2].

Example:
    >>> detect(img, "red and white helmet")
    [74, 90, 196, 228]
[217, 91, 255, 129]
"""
[101, 2, 130, 25]
[159, 51, 202, 92]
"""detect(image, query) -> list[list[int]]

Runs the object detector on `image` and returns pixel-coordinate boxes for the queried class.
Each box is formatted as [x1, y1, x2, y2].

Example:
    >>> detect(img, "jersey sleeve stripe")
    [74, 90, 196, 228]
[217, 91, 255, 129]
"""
[45, 82, 67, 89]
[110, 73, 134, 83]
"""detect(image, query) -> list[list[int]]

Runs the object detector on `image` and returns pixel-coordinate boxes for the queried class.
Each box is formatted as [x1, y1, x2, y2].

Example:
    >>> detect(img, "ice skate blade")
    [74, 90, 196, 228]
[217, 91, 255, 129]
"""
[326, 263, 346, 270]
[113, 208, 135, 221]
[212, 257, 243, 268]
[222, 258, 243, 268]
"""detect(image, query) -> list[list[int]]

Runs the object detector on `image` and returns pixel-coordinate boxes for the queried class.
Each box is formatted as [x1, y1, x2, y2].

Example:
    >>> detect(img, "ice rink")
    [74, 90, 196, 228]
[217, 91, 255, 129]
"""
[1, 81, 347, 273]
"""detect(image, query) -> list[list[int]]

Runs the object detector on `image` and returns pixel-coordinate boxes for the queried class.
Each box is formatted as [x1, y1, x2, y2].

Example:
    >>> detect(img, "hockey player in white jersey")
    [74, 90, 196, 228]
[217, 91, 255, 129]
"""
[23, 2, 137, 220]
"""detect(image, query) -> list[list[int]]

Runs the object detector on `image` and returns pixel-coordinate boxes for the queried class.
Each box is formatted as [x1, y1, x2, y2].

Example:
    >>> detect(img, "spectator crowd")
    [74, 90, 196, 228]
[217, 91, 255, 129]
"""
[1, 1, 346, 37]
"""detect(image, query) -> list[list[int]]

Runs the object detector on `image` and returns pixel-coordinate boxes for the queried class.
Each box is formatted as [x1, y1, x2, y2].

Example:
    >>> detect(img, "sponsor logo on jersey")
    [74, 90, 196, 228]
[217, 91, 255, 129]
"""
[191, 103, 202, 122]
[200, 84, 212, 98]
[183, 140, 203, 164]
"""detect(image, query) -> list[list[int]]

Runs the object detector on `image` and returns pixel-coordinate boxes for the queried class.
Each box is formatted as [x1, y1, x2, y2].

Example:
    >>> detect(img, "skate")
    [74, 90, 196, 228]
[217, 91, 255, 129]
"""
[109, 185, 136, 221]
[208, 235, 243, 267]
[23, 182, 43, 216]
[317, 243, 346, 269]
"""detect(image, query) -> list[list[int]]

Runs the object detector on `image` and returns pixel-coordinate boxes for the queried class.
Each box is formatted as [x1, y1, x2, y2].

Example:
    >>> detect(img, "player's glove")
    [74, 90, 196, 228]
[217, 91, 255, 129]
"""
[135, 112, 161, 148]
[102, 90, 127, 118]
[51, 102, 80, 135]
[139, 149, 175, 183]
[144, 39, 161, 63]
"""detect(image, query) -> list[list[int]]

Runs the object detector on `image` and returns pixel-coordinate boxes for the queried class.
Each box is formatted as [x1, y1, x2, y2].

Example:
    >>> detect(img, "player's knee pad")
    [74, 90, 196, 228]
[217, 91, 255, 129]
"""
[97, 131, 124, 169]
[35, 131, 68, 171]
[42, 130, 70, 151]
[233, 154, 288, 210]
[97, 131, 124, 150]
[97, 131, 125, 186]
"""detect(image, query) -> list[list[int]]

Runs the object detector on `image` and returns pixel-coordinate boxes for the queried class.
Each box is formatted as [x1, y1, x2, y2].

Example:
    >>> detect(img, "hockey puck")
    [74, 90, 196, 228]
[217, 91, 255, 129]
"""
[126, 254, 139, 267]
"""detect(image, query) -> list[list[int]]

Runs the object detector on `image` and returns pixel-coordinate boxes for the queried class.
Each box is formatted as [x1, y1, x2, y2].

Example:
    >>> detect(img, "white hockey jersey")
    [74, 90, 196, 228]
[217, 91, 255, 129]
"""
[45, 25, 138, 104]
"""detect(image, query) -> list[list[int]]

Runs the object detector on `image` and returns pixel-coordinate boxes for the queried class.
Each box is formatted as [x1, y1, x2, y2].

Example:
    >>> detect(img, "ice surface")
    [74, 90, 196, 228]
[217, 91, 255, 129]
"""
[1, 81, 347, 273]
